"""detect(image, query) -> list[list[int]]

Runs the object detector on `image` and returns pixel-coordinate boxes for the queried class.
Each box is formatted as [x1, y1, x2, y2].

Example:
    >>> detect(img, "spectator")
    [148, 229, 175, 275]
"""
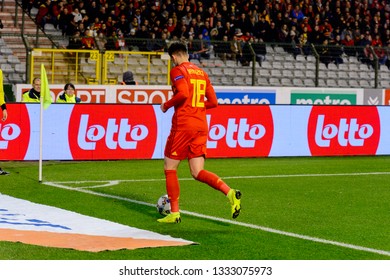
[58, 7, 73, 35]
[318, 39, 332, 67]
[213, 35, 233, 62]
[230, 34, 245, 65]
[90, 17, 103, 37]
[373, 43, 388, 67]
[252, 38, 267, 66]
[187, 35, 208, 63]
[105, 30, 120, 50]
[57, 83, 81, 103]
[291, 5, 305, 22]
[121, 71, 137, 85]
[299, 27, 311, 56]
[341, 33, 356, 56]
[35, 0, 51, 28]
[71, 7, 83, 24]
[81, 30, 96, 50]
[67, 30, 82, 49]
[329, 35, 344, 66]
[116, 15, 130, 36]
[22, 78, 41, 102]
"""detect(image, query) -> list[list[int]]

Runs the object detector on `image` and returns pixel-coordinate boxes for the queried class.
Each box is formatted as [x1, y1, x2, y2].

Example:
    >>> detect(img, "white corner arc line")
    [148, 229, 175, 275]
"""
[43, 180, 390, 258]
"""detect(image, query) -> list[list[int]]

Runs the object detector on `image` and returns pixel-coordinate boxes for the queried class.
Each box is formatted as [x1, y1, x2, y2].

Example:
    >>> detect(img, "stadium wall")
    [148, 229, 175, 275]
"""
[0, 103, 388, 160]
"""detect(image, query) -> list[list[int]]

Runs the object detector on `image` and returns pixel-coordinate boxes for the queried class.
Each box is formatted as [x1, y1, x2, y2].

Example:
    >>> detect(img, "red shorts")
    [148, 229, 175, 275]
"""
[164, 130, 208, 160]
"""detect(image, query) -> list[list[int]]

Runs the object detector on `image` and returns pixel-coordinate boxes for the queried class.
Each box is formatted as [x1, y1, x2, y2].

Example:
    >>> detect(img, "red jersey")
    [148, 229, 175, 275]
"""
[164, 62, 218, 132]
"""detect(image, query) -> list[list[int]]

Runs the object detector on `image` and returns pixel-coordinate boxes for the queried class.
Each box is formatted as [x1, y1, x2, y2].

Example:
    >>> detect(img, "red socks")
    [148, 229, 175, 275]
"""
[165, 169, 230, 213]
[196, 170, 230, 195]
[165, 170, 180, 213]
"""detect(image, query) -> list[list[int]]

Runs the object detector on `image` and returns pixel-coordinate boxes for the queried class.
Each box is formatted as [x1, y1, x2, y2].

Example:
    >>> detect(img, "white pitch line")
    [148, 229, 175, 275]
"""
[49, 171, 390, 190]
[43, 178, 390, 258]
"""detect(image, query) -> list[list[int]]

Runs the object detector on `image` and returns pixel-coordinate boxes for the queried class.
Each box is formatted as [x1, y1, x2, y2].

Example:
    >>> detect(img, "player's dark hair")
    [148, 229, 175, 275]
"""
[168, 41, 188, 56]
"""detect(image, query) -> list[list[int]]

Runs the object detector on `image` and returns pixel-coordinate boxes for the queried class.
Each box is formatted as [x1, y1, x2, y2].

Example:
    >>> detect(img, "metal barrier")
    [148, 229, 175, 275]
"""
[28, 49, 172, 86]
[102, 50, 171, 85]
[29, 49, 101, 84]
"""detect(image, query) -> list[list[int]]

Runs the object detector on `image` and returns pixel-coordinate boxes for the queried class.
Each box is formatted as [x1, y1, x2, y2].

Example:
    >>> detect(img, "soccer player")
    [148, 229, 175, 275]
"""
[158, 41, 241, 223]
[0, 69, 9, 175]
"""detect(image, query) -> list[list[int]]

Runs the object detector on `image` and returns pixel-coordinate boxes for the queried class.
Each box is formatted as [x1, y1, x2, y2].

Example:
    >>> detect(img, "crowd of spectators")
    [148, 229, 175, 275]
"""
[22, 0, 390, 69]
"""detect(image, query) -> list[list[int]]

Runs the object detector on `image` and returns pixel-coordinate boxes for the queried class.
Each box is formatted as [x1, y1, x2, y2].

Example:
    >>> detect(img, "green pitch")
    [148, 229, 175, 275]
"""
[0, 156, 389, 260]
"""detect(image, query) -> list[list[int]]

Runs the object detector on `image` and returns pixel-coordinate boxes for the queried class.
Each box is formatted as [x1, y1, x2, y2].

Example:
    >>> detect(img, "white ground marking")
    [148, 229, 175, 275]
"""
[44, 171, 390, 257]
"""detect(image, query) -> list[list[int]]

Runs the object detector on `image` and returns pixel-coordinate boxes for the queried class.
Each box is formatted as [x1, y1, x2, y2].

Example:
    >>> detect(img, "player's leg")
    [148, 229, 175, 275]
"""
[189, 156, 229, 194]
[158, 156, 182, 223]
[188, 131, 242, 219]
[189, 157, 242, 219]
[163, 156, 181, 213]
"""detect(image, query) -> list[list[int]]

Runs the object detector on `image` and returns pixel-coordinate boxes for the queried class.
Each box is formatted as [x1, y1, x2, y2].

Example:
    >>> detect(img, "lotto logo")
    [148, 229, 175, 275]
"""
[314, 115, 374, 147]
[208, 117, 266, 148]
[206, 105, 273, 157]
[77, 115, 149, 150]
[0, 124, 21, 149]
[308, 106, 380, 156]
[68, 105, 157, 159]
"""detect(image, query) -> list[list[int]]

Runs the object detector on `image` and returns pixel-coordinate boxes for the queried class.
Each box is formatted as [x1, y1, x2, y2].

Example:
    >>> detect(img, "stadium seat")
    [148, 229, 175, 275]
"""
[292, 78, 304, 87]
[348, 71, 359, 79]
[261, 61, 272, 69]
[271, 69, 282, 77]
[283, 61, 295, 70]
[8, 73, 21, 83]
[318, 79, 326, 87]
[295, 55, 306, 62]
[380, 80, 390, 88]
[294, 69, 305, 78]
[14, 63, 25, 74]
[326, 79, 337, 87]
[359, 80, 370, 88]
[233, 76, 246, 85]
[257, 77, 269, 86]
[7, 55, 20, 65]
[257, 69, 270, 77]
[337, 79, 349, 87]
[348, 79, 359, 87]
[223, 68, 235, 76]
[338, 63, 349, 71]
[272, 61, 283, 69]
[0, 55, 7, 65]
[269, 77, 280, 86]
[327, 71, 338, 79]
[338, 71, 348, 79]
[281, 78, 293, 86]
[0, 64, 13, 74]
[0, 47, 13, 56]
[303, 79, 315, 87]
[236, 68, 248, 77]
[210, 67, 224, 76]
[282, 69, 294, 78]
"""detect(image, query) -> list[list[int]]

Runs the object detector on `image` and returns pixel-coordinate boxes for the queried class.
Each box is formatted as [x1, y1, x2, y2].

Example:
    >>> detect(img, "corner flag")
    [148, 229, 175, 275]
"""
[40, 64, 52, 109]
[38, 64, 52, 182]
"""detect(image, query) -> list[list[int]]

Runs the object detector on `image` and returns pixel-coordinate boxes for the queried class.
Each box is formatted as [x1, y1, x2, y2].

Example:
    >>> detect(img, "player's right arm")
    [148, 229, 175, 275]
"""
[162, 68, 189, 111]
